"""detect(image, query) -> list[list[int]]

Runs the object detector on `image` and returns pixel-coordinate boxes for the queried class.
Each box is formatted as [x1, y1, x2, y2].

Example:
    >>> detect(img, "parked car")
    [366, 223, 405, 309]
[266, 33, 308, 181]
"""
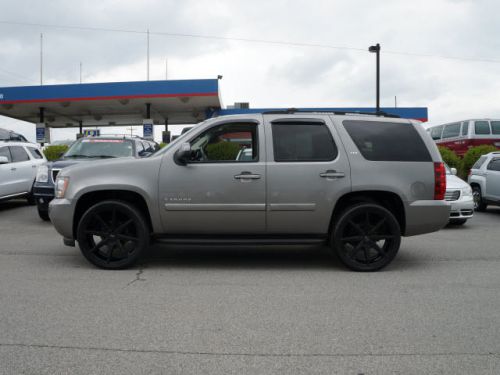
[444, 164, 474, 225]
[468, 151, 500, 211]
[34, 136, 158, 221]
[0, 128, 29, 142]
[0, 141, 46, 204]
[427, 119, 500, 156]
[48, 111, 450, 271]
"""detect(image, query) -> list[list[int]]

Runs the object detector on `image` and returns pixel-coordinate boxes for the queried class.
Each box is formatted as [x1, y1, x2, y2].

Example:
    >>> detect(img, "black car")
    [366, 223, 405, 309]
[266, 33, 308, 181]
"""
[33, 136, 159, 220]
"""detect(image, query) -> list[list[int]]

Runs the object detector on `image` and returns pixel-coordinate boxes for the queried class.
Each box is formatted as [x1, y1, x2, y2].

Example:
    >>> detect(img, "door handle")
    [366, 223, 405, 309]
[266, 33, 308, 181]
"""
[10, 167, 17, 171]
[32, 165, 37, 168]
[234, 171, 261, 180]
[320, 170, 345, 178]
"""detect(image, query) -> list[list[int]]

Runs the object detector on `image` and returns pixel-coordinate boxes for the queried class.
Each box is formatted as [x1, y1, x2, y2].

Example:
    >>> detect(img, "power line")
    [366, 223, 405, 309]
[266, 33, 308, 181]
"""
[2, 20, 500, 64]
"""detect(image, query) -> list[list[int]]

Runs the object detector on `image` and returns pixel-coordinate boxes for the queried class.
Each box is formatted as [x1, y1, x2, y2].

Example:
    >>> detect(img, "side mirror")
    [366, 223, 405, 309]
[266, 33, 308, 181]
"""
[174, 143, 191, 166]
[57, 151, 65, 158]
[0, 156, 9, 164]
[140, 151, 152, 158]
[451, 167, 457, 175]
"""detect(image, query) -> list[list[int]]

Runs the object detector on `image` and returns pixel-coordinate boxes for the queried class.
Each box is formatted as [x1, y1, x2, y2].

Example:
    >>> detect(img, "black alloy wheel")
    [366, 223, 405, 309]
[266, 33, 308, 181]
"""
[472, 186, 487, 211]
[76, 200, 149, 269]
[332, 203, 401, 272]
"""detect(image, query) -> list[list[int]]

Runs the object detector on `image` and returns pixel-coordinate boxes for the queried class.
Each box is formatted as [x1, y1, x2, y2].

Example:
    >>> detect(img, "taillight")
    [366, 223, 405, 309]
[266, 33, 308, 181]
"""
[434, 162, 446, 200]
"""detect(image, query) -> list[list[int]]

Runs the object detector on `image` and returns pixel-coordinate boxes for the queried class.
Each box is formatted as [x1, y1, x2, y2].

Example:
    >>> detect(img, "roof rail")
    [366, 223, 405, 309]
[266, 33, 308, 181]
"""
[262, 108, 400, 118]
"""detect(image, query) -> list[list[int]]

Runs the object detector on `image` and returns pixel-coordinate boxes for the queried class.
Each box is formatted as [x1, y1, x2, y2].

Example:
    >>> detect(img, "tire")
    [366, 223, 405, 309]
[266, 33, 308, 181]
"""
[449, 219, 467, 226]
[76, 200, 150, 269]
[37, 206, 50, 221]
[332, 203, 401, 272]
[26, 193, 36, 206]
[472, 186, 487, 212]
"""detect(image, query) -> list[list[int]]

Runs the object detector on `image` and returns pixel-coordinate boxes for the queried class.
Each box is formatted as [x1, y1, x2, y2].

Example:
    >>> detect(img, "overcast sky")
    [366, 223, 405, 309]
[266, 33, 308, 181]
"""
[1, 0, 500, 142]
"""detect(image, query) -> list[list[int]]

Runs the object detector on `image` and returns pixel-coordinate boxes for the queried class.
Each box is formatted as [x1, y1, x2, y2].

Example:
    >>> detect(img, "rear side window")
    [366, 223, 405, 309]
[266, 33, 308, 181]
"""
[487, 158, 500, 171]
[442, 123, 461, 139]
[272, 122, 337, 162]
[491, 121, 500, 135]
[472, 155, 487, 169]
[27, 147, 43, 159]
[461, 122, 469, 136]
[10, 146, 30, 162]
[0, 146, 11, 162]
[343, 120, 432, 162]
[430, 126, 443, 140]
[475, 121, 491, 135]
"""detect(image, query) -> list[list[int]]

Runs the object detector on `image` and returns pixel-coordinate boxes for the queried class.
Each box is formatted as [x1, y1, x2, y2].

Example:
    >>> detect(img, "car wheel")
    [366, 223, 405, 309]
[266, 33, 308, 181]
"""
[472, 186, 487, 211]
[449, 219, 467, 226]
[76, 200, 150, 269]
[332, 203, 401, 272]
[37, 206, 50, 221]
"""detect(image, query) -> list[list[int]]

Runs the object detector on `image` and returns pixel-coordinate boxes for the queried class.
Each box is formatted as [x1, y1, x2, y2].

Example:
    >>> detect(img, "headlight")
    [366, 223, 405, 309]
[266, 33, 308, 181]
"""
[36, 165, 49, 183]
[461, 185, 472, 196]
[55, 176, 70, 199]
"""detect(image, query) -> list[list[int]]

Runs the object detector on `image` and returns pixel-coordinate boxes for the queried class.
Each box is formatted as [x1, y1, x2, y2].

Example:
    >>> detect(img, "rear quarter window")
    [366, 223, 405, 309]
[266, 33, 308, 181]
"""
[343, 120, 432, 162]
[474, 121, 491, 135]
[472, 155, 487, 169]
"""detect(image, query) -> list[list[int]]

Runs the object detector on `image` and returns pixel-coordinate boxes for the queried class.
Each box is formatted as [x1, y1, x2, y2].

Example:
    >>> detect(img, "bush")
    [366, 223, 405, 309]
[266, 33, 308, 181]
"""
[159, 143, 168, 149]
[205, 142, 241, 161]
[43, 145, 69, 161]
[462, 145, 499, 175]
[438, 146, 461, 171]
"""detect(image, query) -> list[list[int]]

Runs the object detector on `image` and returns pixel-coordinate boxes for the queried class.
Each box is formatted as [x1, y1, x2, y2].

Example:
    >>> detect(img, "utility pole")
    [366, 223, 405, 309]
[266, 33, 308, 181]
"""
[394, 96, 397, 108]
[40, 33, 43, 85]
[368, 43, 381, 113]
[147, 29, 150, 81]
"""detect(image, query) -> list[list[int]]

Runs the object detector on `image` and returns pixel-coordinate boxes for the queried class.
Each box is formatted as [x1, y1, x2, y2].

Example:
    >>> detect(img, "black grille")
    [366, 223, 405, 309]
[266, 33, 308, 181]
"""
[52, 169, 60, 183]
[445, 190, 460, 201]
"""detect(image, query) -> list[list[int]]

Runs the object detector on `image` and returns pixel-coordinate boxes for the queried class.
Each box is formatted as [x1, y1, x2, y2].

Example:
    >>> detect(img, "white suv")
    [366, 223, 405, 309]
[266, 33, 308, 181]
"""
[0, 141, 47, 204]
[468, 151, 500, 211]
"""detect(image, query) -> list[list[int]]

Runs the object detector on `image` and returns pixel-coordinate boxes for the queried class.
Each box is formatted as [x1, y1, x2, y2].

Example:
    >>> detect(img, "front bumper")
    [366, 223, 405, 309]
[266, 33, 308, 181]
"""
[404, 200, 450, 236]
[48, 198, 75, 241]
[449, 196, 474, 220]
[33, 183, 55, 211]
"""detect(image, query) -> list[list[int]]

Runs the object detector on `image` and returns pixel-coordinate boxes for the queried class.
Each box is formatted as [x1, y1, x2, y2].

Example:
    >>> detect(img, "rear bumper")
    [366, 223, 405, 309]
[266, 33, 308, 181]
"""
[404, 200, 450, 236]
[48, 198, 75, 241]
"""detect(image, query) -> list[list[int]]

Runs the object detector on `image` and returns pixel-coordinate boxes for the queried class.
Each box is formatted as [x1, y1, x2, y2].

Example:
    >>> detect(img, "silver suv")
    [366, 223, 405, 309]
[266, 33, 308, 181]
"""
[468, 151, 500, 211]
[49, 111, 450, 271]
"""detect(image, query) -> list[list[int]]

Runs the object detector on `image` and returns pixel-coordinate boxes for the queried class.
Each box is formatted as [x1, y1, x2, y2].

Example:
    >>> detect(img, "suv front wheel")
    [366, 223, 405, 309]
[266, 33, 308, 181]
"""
[76, 200, 150, 269]
[472, 186, 487, 211]
[332, 203, 401, 272]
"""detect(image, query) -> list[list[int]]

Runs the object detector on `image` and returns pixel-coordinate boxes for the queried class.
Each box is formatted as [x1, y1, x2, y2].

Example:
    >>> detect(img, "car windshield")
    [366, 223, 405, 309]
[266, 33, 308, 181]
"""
[64, 138, 134, 158]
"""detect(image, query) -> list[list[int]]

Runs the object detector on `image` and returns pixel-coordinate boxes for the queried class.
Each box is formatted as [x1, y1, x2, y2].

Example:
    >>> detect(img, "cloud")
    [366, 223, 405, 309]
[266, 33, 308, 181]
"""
[2, 0, 500, 139]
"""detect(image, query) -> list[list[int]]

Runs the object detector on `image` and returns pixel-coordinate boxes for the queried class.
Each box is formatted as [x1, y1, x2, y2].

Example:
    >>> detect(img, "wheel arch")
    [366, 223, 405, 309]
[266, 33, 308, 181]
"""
[73, 190, 153, 239]
[329, 190, 406, 238]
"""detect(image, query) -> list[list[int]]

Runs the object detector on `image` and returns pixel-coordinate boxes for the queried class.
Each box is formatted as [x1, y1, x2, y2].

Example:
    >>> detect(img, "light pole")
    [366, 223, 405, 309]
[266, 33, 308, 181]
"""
[368, 43, 381, 114]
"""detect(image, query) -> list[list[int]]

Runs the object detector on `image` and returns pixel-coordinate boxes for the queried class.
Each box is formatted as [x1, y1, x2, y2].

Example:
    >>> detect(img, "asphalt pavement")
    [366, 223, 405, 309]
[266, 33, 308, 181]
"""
[0, 200, 499, 374]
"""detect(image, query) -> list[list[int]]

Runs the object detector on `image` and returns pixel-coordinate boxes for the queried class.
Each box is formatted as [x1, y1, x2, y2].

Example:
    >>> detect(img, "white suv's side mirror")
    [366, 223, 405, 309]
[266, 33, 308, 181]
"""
[451, 167, 457, 175]
[0, 156, 9, 164]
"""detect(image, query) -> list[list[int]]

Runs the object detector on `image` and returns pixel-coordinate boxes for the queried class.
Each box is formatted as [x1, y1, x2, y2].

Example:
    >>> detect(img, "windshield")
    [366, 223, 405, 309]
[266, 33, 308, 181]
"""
[64, 138, 134, 158]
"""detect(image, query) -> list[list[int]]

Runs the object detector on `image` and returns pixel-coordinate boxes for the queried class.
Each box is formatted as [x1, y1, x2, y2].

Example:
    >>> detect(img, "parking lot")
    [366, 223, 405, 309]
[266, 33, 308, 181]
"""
[0, 201, 499, 374]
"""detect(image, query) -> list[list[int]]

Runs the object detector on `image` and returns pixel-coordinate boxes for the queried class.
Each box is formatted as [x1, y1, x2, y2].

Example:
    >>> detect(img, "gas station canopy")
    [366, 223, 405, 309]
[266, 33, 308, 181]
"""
[0, 79, 221, 127]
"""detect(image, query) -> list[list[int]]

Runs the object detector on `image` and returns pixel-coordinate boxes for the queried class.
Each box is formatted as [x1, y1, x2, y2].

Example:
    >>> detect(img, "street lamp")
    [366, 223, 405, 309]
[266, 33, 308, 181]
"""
[368, 43, 381, 114]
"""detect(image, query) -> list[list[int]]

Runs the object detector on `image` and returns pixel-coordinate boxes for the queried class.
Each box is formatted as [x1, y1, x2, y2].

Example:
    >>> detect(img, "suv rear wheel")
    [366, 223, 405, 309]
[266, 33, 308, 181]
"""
[332, 203, 401, 272]
[472, 186, 487, 211]
[76, 200, 149, 269]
